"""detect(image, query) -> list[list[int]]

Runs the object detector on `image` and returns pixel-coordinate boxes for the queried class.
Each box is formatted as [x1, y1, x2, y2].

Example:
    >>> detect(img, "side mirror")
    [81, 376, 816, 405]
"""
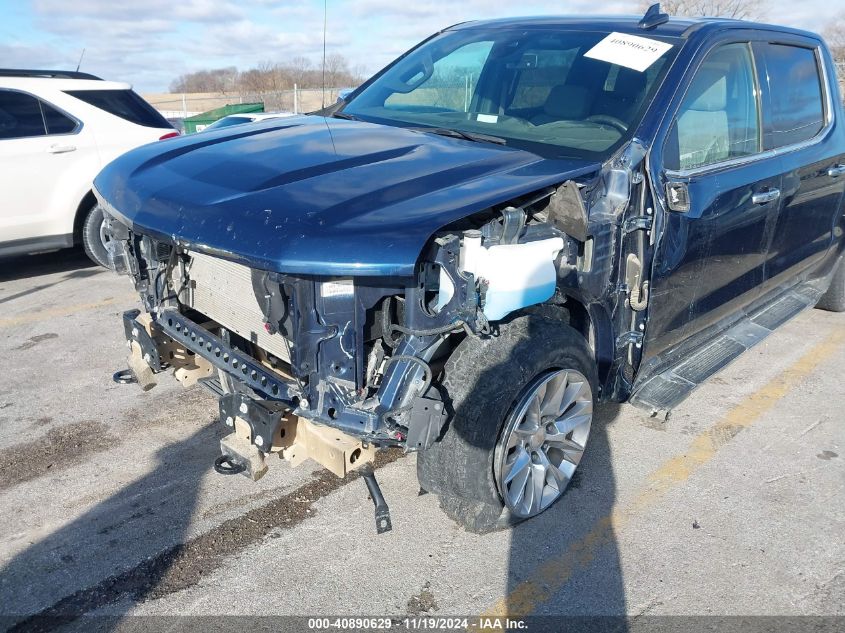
[336, 88, 354, 104]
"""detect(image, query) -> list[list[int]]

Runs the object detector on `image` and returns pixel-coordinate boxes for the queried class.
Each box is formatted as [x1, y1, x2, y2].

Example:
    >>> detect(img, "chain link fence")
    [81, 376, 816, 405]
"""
[146, 88, 347, 121]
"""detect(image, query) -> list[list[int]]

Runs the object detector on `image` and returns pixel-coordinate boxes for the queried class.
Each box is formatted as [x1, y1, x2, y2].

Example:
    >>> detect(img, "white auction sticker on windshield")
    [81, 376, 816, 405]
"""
[584, 32, 673, 72]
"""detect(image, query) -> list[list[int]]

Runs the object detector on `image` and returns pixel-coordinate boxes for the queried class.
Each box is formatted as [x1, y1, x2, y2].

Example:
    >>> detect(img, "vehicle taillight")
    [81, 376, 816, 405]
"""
[159, 131, 180, 140]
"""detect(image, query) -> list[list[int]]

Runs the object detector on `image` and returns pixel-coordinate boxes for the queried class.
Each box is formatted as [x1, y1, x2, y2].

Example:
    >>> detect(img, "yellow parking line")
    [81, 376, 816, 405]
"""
[0, 295, 137, 329]
[481, 328, 845, 620]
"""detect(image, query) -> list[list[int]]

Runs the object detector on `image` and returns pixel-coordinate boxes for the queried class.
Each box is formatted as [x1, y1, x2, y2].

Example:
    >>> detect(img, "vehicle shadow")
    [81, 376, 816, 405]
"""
[506, 402, 627, 627]
[0, 424, 222, 632]
[435, 315, 628, 626]
[0, 248, 100, 284]
[0, 249, 106, 306]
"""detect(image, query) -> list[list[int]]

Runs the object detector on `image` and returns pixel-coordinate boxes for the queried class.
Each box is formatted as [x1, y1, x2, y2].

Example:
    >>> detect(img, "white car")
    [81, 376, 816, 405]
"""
[201, 111, 296, 131]
[0, 69, 178, 266]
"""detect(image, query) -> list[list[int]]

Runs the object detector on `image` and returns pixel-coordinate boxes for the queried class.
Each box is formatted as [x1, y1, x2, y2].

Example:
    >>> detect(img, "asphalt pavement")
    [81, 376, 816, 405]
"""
[0, 249, 842, 631]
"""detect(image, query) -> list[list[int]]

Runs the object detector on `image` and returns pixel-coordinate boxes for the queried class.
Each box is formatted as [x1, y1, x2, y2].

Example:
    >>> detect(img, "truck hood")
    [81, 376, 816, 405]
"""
[94, 115, 599, 276]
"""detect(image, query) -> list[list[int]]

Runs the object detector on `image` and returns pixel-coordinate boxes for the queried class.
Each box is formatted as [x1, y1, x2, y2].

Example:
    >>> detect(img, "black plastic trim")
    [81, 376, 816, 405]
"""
[0, 68, 102, 80]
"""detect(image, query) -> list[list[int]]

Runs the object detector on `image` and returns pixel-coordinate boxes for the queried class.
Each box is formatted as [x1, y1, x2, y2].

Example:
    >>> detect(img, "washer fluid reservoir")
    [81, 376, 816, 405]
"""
[460, 230, 564, 321]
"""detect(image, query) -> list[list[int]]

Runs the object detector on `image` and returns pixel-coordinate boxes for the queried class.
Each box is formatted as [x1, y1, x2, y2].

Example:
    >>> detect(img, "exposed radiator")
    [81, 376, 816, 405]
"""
[176, 251, 292, 363]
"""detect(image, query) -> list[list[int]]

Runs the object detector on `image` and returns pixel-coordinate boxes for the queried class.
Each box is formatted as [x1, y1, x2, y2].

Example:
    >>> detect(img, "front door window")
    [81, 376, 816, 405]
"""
[665, 43, 761, 171]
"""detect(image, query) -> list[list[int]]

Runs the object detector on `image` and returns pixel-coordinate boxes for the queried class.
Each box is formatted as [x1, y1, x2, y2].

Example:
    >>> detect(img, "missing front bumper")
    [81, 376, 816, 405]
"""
[219, 392, 375, 479]
[119, 309, 375, 480]
[155, 309, 298, 402]
[122, 306, 299, 398]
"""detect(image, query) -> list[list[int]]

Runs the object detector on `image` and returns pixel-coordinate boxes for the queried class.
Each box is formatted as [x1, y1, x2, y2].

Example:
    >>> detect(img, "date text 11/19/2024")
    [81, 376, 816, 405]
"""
[307, 617, 528, 630]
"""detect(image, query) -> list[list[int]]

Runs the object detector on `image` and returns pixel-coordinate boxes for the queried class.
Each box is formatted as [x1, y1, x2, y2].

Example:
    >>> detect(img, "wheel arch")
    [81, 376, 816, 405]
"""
[504, 292, 614, 398]
[534, 293, 615, 398]
[72, 190, 98, 245]
[417, 312, 599, 531]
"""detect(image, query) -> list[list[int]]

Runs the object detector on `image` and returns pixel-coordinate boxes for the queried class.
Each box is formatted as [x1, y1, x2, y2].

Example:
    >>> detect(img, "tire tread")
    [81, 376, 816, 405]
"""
[81, 204, 110, 268]
[816, 256, 845, 312]
[417, 315, 596, 533]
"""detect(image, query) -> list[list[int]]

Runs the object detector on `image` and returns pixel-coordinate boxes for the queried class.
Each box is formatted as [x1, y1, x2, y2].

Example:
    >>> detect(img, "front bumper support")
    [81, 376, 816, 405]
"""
[122, 309, 162, 372]
[153, 308, 299, 402]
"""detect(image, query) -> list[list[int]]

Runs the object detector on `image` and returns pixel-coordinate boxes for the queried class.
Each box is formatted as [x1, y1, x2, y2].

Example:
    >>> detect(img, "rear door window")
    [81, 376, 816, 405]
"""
[0, 90, 47, 139]
[40, 101, 78, 135]
[763, 44, 825, 148]
[65, 89, 172, 129]
[665, 43, 761, 171]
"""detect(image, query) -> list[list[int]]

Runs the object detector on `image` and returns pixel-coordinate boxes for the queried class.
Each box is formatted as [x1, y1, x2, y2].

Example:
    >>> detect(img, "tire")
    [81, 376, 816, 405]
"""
[417, 315, 597, 533]
[81, 203, 112, 268]
[816, 256, 845, 312]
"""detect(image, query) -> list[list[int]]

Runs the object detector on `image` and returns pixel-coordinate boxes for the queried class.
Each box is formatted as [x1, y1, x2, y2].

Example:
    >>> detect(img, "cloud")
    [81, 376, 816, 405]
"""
[5, 0, 837, 93]
[32, 0, 244, 23]
[179, 19, 341, 64]
[17, 0, 358, 89]
[0, 43, 68, 69]
[339, 0, 638, 74]
[14, 1, 267, 89]
[349, 0, 634, 21]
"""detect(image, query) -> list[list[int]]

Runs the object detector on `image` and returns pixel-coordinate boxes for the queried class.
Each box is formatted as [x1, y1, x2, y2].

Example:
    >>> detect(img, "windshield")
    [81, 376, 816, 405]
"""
[205, 116, 254, 131]
[343, 27, 680, 160]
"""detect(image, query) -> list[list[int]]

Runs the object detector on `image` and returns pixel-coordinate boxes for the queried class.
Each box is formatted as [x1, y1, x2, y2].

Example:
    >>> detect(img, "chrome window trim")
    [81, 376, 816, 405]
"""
[0, 87, 83, 139]
[665, 41, 834, 180]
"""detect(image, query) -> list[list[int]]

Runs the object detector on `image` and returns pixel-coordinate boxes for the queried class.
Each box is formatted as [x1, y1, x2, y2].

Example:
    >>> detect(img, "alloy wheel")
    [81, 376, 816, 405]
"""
[98, 216, 112, 251]
[494, 369, 593, 518]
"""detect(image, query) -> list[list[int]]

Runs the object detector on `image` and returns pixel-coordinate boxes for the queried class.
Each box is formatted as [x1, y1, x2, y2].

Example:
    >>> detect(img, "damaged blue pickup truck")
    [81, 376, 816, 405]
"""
[96, 5, 845, 533]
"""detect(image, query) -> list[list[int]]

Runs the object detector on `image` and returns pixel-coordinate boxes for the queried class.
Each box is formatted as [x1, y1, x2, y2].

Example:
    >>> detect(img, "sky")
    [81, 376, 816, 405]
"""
[0, 0, 839, 93]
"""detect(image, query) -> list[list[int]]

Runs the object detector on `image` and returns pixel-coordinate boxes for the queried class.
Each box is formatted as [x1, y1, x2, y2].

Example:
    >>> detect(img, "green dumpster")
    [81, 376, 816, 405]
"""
[182, 102, 264, 134]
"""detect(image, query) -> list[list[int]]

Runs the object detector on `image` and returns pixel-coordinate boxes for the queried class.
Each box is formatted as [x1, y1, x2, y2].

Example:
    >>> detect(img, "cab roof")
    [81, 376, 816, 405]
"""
[449, 15, 822, 42]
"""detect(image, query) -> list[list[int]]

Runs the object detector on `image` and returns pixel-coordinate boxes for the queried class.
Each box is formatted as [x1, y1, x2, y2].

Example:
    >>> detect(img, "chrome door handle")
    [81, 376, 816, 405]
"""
[828, 164, 845, 178]
[752, 188, 780, 205]
[47, 144, 76, 154]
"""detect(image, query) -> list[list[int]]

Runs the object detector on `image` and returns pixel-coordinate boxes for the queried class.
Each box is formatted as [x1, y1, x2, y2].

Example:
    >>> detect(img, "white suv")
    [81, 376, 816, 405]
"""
[0, 69, 178, 267]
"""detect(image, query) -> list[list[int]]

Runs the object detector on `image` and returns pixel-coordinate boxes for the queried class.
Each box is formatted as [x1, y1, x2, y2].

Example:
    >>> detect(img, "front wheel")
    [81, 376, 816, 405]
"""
[494, 368, 593, 518]
[417, 315, 596, 532]
[81, 203, 112, 268]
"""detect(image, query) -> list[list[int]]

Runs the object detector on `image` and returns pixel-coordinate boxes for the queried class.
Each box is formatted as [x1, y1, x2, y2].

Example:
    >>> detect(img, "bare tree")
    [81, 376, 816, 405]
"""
[349, 63, 369, 86]
[169, 66, 239, 93]
[287, 56, 313, 87]
[639, 0, 765, 20]
[322, 52, 350, 89]
[825, 14, 845, 63]
[239, 68, 266, 94]
[824, 13, 845, 92]
[168, 54, 366, 102]
[257, 60, 285, 93]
